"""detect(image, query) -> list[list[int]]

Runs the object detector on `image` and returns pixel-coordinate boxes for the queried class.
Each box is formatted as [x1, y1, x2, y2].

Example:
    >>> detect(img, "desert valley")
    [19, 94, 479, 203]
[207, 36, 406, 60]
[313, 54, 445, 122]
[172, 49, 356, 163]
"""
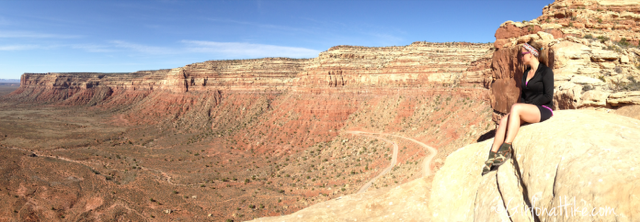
[1, 0, 640, 221]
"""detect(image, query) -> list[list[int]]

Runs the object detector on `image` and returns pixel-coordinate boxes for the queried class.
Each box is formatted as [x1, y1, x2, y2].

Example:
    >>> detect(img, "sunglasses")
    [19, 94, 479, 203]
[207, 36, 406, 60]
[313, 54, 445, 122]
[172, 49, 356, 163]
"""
[519, 51, 530, 57]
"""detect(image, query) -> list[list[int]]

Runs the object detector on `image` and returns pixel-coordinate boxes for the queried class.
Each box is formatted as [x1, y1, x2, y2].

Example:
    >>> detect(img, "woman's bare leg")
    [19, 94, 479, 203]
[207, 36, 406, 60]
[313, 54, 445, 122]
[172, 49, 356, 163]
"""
[504, 103, 541, 143]
[491, 113, 510, 152]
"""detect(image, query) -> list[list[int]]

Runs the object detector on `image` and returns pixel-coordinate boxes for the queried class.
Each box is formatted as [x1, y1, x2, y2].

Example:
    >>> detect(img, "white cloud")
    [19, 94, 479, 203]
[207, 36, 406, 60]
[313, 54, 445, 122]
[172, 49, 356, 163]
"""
[0, 39, 320, 59]
[70, 44, 114, 53]
[110, 40, 173, 54]
[182, 40, 320, 58]
[206, 18, 311, 33]
[0, 44, 39, 51]
[0, 30, 83, 39]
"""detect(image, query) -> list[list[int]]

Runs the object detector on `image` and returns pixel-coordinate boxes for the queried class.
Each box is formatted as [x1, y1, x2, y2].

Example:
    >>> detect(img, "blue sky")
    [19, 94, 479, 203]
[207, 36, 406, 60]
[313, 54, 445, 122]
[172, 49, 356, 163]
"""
[0, 0, 553, 79]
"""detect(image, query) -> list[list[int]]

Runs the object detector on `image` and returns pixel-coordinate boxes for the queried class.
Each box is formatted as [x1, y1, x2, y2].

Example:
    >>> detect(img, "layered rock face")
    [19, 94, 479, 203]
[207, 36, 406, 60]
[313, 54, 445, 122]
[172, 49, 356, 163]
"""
[1, 42, 497, 220]
[297, 42, 492, 90]
[489, 0, 640, 120]
[430, 110, 640, 222]
[4, 42, 493, 149]
[11, 70, 169, 106]
[6, 0, 640, 220]
[4, 43, 493, 146]
[6, 42, 492, 105]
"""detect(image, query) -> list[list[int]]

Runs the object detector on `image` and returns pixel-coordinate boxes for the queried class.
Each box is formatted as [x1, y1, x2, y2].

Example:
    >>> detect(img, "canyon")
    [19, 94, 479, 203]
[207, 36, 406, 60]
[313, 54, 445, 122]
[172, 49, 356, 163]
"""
[0, 42, 496, 221]
[2, 0, 640, 221]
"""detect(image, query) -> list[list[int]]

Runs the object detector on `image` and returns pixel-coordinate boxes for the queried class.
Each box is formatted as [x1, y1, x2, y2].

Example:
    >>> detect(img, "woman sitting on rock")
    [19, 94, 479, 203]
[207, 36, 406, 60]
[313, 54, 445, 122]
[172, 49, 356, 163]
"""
[482, 40, 554, 175]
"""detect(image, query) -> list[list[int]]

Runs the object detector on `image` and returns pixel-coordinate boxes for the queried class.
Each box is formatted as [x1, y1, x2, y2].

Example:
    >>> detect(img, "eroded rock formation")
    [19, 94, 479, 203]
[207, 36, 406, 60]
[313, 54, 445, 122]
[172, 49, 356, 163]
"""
[3, 0, 640, 221]
[489, 0, 640, 122]
[1, 42, 497, 221]
[430, 110, 640, 222]
[251, 109, 640, 221]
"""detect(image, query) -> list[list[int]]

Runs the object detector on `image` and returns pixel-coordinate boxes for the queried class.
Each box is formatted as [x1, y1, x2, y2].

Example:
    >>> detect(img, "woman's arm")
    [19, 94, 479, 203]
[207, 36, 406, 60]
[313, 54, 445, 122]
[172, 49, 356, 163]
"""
[528, 67, 554, 105]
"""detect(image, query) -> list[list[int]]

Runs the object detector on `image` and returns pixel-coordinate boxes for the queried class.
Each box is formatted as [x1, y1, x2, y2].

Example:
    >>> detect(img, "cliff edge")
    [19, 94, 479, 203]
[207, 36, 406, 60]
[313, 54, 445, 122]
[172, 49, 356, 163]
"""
[431, 109, 640, 222]
[251, 109, 640, 221]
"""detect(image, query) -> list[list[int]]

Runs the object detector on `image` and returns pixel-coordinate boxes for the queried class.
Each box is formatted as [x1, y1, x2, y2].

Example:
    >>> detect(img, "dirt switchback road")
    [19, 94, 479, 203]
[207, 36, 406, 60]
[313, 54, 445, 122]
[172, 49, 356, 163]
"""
[346, 131, 437, 194]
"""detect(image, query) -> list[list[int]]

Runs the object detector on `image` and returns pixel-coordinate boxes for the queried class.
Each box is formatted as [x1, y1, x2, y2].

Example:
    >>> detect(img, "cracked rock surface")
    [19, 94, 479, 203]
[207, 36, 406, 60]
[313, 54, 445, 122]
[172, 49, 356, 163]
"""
[431, 109, 640, 222]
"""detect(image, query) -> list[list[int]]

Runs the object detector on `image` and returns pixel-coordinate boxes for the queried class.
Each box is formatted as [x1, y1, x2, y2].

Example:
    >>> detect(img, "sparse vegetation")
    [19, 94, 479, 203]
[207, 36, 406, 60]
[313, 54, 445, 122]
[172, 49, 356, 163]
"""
[0, 57, 495, 220]
[616, 38, 631, 47]
[597, 35, 609, 43]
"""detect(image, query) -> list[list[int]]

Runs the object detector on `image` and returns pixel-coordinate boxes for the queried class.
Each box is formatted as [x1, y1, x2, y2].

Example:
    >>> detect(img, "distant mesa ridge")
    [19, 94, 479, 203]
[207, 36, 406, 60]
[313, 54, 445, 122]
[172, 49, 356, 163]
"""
[5, 0, 640, 116]
[0, 79, 20, 83]
[4, 41, 495, 105]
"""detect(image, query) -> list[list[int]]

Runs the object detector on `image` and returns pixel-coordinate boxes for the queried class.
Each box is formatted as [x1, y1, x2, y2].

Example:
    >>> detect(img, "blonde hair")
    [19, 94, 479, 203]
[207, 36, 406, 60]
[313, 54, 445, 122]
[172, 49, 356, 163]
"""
[524, 40, 549, 67]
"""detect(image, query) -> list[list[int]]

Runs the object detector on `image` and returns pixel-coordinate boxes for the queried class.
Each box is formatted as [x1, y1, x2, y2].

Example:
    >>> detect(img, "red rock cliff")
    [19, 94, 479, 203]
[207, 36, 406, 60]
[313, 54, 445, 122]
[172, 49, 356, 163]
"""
[4, 42, 495, 157]
[489, 0, 640, 122]
[7, 42, 493, 105]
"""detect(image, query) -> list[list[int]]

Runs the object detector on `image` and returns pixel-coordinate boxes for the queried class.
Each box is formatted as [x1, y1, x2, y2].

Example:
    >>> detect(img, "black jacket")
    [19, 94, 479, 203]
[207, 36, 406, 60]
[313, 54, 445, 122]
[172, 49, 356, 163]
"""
[520, 63, 554, 108]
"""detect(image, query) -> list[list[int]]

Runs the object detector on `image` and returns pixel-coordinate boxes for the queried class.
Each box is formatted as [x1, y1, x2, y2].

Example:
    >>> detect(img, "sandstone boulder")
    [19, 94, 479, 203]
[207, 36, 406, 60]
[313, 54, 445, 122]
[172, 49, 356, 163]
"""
[580, 89, 610, 107]
[621, 55, 630, 64]
[571, 75, 606, 87]
[591, 49, 620, 62]
[248, 177, 432, 222]
[554, 82, 583, 109]
[607, 91, 640, 106]
[551, 41, 591, 73]
[614, 104, 640, 120]
[431, 110, 640, 222]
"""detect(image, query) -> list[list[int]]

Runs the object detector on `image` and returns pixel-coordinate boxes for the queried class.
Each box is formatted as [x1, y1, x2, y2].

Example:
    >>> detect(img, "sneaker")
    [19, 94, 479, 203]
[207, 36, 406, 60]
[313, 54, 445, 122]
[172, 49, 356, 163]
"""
[493, 143, 512, 166]
[481, 151, 497, 175]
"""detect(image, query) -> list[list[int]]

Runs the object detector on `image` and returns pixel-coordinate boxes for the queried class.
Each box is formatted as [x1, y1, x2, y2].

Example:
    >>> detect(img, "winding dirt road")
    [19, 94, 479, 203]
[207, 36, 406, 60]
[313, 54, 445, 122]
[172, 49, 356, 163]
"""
[346, 131, 437, 194]
[2, 146, 182, 186]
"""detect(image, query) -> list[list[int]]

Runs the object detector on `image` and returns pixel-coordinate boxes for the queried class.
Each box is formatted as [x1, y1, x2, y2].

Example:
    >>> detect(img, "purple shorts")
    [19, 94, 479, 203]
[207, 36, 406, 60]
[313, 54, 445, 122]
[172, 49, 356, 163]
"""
[537, 105, 553, 122]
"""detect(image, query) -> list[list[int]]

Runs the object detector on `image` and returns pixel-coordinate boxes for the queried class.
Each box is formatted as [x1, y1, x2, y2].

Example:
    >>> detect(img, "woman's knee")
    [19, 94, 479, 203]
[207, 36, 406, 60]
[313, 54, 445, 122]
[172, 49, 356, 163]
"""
[510, 104, 522, 114]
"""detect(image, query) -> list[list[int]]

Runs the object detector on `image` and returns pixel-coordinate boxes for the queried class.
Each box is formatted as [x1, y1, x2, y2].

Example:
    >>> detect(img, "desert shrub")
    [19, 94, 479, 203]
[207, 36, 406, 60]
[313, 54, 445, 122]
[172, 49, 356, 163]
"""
[611, 76, 640, 92]
[597, 35, 609, 43]
[623, 76, 640, 91]
[583, 34, 593, 39]
[617, 38, 631, 47]
[615, 66, 623, 74]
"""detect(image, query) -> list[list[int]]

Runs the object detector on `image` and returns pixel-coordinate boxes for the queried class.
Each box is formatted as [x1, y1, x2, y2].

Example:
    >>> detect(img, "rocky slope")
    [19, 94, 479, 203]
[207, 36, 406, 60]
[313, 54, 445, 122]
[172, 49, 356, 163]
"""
[489, 0, 640, 121]
[3, 42, 494, 156]
[431, 109, 640, 222]
[249, 0, 640, 221]
[250, 110, 640, 222]
[0, 42, 496, 221]
[3, 0, 640, 221]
